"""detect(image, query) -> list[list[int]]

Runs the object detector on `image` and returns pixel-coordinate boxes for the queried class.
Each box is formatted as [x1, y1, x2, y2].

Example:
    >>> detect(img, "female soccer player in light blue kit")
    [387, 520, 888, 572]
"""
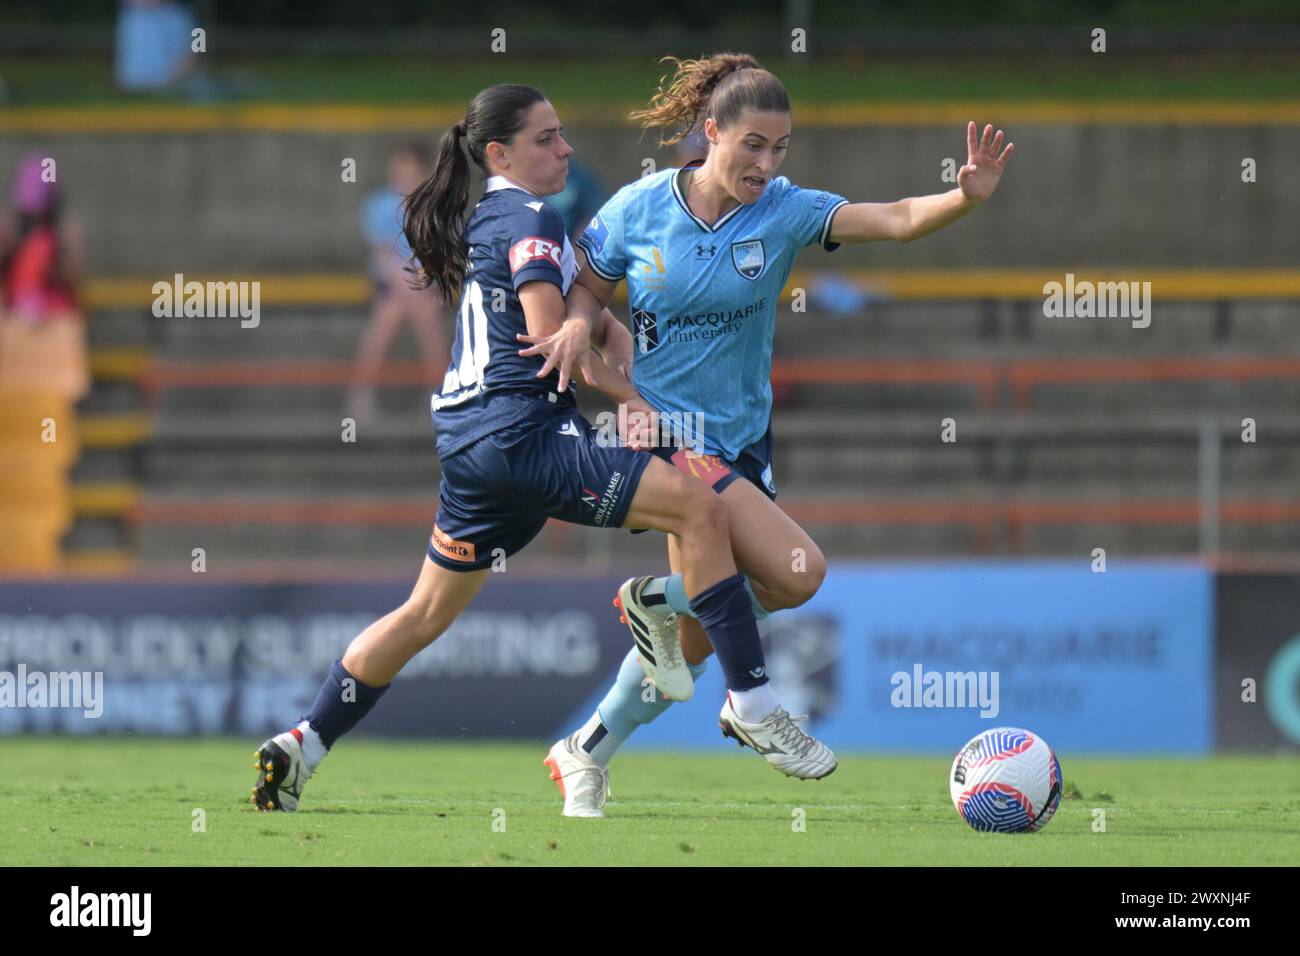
[539, 52, 1015, 815]
[248, 83, 836, 819]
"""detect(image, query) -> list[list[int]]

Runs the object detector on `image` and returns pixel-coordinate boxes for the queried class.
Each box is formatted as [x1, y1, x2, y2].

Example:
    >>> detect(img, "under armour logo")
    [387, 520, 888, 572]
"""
[558, 420, 581, 437]
[695, 244, 717, 258]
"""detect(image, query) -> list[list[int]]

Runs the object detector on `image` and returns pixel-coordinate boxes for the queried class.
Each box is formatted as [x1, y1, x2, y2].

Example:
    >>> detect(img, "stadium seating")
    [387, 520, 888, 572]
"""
[59, 279, 1300, 573]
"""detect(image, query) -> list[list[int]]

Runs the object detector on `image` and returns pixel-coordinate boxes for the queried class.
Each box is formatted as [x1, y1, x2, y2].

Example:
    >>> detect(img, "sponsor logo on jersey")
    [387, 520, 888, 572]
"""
[731, 239, 765, 280]
[641, 247, 667, 291]
[632, 308, 659, 354]
[661, 297, 767, 344]
[695, 243, 717, 259]
[581, 213, 610, 255]
[508, 236, 562, 273]
[669, 449, 732, 487]
[558, 419, 581, 437]
[580, 486, 600, 510]
[430, 523, 477, 562]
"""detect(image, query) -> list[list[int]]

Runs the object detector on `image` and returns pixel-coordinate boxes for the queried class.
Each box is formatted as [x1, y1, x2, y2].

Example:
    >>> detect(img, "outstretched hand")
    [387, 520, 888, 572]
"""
[957, 122, 1014, 204]
[516, 318, 597, 393]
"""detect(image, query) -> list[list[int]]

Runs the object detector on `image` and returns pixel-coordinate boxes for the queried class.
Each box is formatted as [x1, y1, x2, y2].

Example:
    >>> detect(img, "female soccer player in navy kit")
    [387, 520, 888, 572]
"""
[544, 53, 1015, 812]
[248, 84, 835, 818]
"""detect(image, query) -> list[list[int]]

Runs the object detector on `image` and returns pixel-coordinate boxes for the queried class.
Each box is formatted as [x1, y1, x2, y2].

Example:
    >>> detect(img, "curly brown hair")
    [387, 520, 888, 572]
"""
[628, 52, 790, 147]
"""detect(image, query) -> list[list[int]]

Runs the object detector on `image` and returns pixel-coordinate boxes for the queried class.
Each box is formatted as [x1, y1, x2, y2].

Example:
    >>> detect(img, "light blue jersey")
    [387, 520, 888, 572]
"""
[578, 164, 848, 460]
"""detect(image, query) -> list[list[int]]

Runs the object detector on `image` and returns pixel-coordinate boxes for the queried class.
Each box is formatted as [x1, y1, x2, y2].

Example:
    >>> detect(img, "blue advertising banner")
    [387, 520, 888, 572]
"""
[1, 561, 1214, 753]
[573, 561, 1215, 754]
[0, 577, 633, 740]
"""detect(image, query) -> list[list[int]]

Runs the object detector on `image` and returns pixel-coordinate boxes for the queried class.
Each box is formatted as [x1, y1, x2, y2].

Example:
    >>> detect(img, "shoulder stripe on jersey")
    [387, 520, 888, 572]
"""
[577, 235, 623, 281]
[819, 198, 851, 249]
[669, 168, 746, 234]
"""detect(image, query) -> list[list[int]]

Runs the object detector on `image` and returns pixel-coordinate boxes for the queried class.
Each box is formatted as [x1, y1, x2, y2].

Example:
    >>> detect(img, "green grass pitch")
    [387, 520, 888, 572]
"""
[0, 739, 1295, 866]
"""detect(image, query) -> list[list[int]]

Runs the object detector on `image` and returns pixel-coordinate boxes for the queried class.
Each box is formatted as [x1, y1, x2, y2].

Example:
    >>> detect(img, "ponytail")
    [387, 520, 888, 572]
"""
[629, 52, 787, 147]
[403, 121, 471, 302]
[403, 86, 546, 302]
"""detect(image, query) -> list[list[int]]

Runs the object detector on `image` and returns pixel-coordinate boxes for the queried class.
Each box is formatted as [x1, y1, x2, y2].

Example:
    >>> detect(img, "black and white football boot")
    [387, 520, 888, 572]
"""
[250, 728, 313, 812]
[613, 576, 695, 701]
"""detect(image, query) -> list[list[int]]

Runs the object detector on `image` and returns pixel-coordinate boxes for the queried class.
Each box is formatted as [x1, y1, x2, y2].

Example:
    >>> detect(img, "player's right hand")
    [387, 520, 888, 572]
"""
[516, 318, 596, 394]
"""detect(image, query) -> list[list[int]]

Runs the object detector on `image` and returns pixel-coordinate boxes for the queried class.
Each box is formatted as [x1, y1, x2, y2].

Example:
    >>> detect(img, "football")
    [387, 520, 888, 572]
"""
[950, 727, 1063, 833]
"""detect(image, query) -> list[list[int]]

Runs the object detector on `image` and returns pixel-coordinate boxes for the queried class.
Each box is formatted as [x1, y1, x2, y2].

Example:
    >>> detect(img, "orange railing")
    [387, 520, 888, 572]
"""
[110, 354, 1300, 414]
[123, 494, 1300, 555]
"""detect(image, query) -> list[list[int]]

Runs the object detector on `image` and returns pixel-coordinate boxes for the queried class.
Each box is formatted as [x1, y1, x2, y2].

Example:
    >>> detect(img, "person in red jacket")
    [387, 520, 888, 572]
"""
[1, 153, 84, 325]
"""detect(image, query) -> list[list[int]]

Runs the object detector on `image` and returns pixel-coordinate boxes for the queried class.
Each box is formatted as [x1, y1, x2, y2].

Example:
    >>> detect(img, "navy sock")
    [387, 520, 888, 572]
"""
[689, 572, 768, 692]
[301, 659, 390, 749]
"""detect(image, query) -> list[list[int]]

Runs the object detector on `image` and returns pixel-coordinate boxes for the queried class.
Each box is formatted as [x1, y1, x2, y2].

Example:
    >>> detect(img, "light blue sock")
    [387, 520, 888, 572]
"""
[581, 650, 709, 764]
[660, 573, 771, 622]
[742, 576, 772, 622]
[662, 573, 697, 620]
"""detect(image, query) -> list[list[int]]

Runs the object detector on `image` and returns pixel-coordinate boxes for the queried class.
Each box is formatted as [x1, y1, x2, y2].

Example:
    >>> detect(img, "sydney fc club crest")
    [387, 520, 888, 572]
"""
[632, 308, 659, 353]
[731, 239, 765, 280]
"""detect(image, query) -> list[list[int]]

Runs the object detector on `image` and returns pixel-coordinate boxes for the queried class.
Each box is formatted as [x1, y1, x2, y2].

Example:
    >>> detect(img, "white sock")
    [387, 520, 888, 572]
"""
[730, 684, 780, 723]
[295, 721, 328, 772]
[575, 711, 624, 768]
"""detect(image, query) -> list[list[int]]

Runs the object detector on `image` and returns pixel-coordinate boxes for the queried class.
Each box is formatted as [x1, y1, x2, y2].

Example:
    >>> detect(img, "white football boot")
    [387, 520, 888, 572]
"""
[718, 695, 838, 780]
[613, 576, 694, 701]
[544, 734, 611, 818]
[250, 728, 314, 812]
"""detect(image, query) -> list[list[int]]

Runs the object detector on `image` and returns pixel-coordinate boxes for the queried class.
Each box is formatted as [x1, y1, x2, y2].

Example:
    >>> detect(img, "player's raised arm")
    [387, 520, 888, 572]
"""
[830, 121, 1014, 245]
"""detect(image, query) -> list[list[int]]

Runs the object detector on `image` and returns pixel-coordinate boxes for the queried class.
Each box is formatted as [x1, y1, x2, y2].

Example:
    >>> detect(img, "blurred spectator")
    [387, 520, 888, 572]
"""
[348, 143, 450, 423]
[808, 273, 879, 317]
[674, 127, 710, 167]
[1, 153, 89, 402]
[1, 153, 84, 326]
[542, 158, 605, 243]
[115, 0, 218, 99]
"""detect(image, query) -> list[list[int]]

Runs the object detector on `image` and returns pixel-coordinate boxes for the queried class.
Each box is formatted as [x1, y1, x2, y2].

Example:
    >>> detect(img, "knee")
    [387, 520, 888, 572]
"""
[764, 543, 827, 609]
[681, 481, 728, 539]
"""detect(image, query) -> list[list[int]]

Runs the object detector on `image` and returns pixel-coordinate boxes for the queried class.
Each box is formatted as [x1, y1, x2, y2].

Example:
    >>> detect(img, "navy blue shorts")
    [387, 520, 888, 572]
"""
[429, 410, 652, 571]
[646, 423, 776, 501]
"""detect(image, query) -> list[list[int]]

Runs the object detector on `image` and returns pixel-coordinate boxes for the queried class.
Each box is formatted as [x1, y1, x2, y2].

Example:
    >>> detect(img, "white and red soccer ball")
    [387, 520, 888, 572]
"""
[950, 727, 1063, 833]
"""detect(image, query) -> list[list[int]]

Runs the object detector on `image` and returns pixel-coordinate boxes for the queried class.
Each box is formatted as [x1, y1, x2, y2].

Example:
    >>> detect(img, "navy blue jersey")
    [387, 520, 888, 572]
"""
[431, 175, 580, 458]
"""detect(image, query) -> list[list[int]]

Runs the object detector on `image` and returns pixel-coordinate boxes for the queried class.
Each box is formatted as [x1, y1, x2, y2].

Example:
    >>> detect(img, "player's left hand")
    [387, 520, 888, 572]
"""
[516, 318, 597, 393]
[957, 122, 1014, 204]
